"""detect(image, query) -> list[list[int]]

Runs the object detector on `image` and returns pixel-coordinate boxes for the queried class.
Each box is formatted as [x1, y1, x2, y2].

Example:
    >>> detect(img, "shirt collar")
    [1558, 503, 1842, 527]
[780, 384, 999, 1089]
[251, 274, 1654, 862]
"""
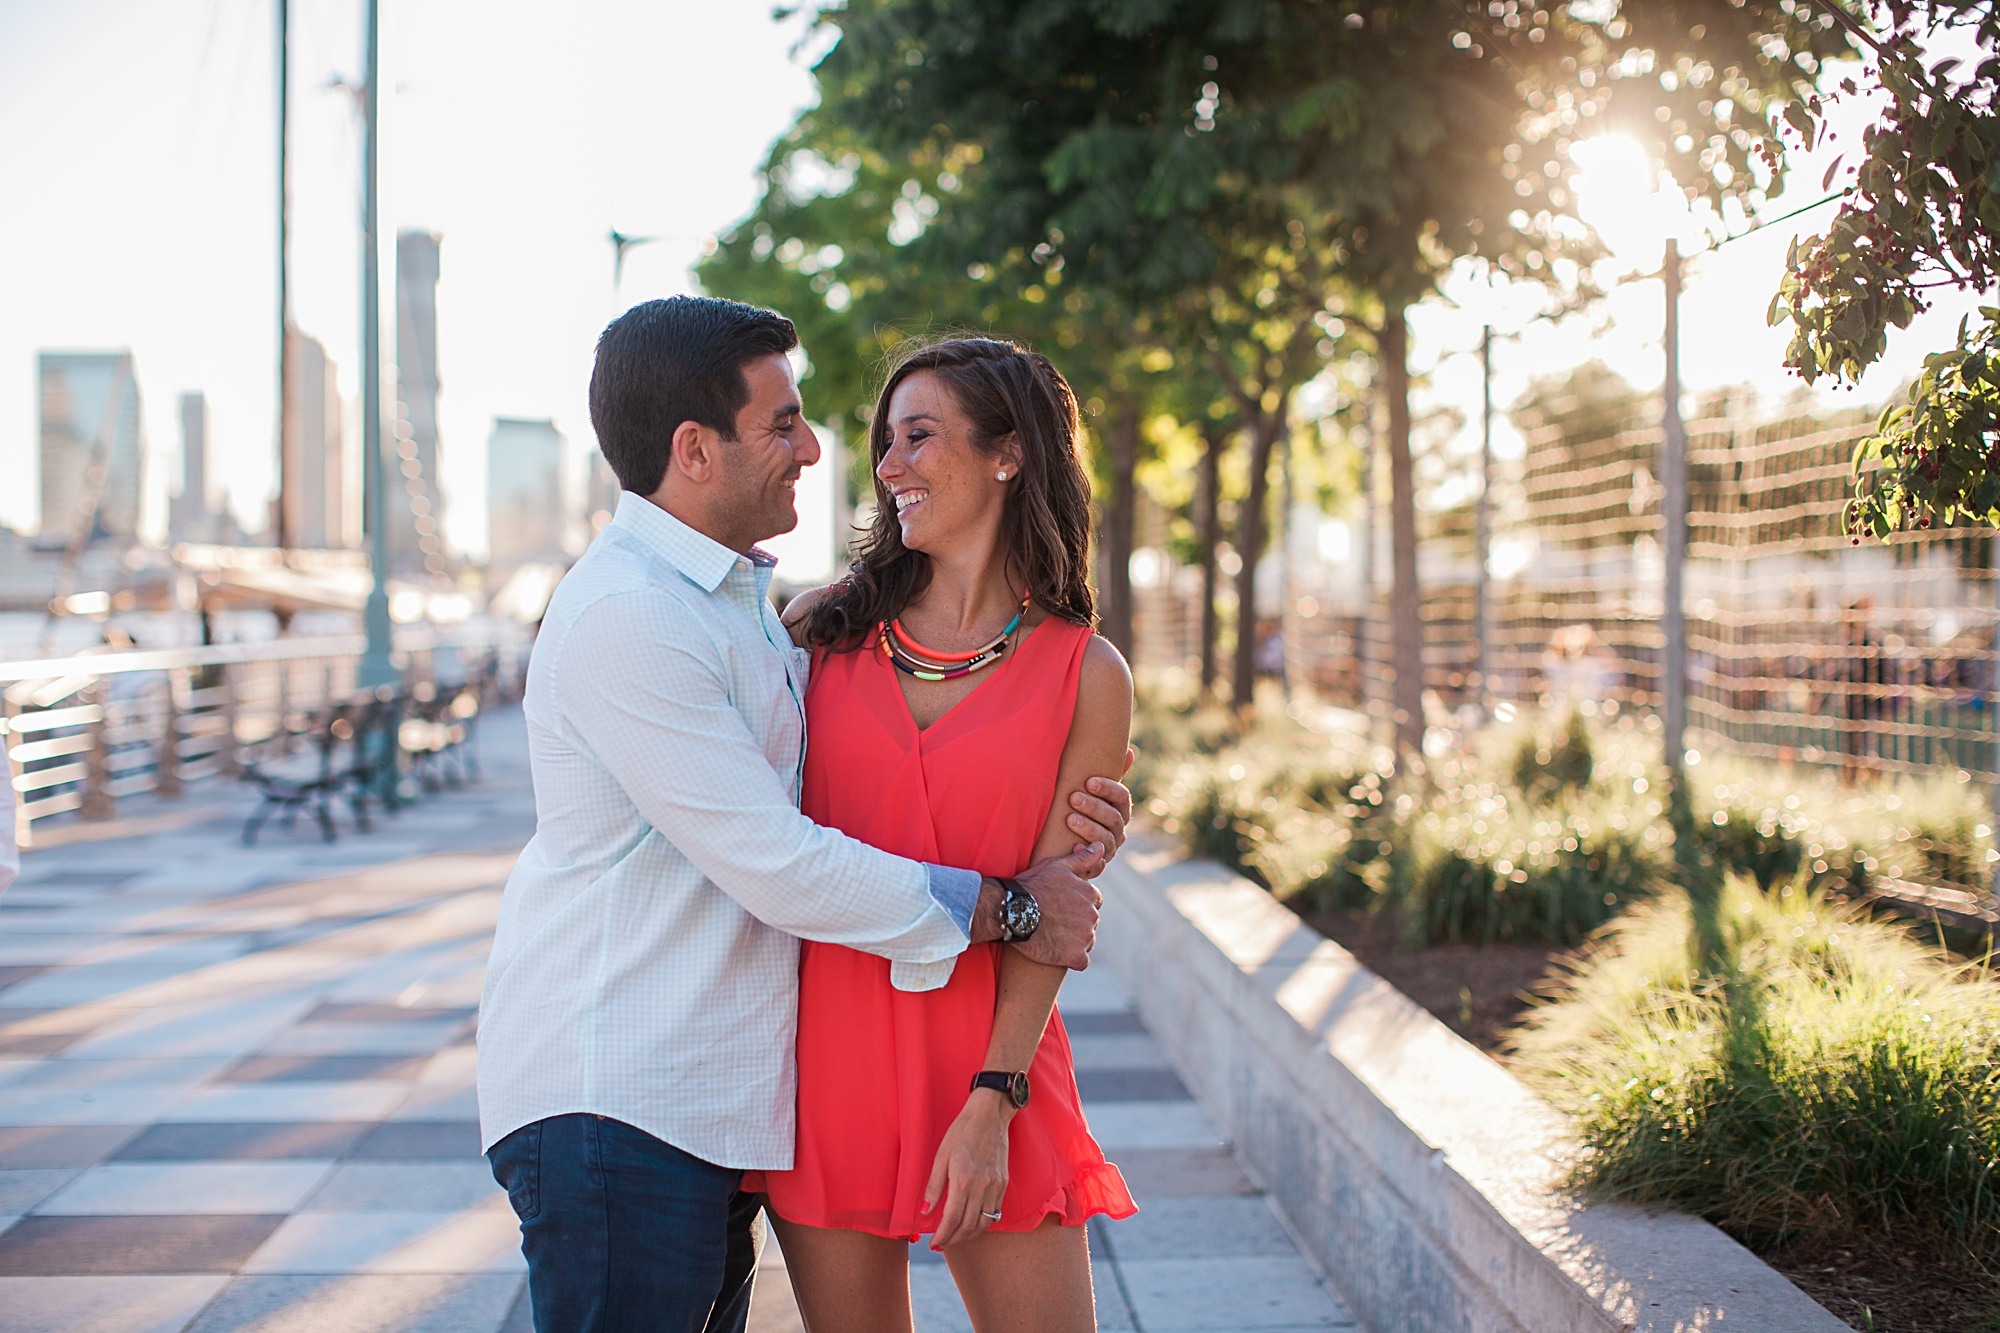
[610, 492, 776, 594]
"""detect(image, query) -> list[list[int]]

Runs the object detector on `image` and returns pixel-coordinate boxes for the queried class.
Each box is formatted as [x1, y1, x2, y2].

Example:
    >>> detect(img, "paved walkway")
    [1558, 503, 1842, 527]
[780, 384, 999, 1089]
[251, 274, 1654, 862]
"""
[0, 708, 1355, 1332]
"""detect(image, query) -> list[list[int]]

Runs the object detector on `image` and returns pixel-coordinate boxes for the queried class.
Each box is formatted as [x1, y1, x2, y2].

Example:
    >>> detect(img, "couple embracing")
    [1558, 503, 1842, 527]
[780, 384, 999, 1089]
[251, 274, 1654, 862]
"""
[477, 295, 1139, 1332]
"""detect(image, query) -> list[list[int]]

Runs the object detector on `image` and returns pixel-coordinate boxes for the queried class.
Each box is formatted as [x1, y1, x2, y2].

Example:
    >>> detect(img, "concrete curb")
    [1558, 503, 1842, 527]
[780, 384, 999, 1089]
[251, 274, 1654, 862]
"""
[1096, 835, 1848, 1333]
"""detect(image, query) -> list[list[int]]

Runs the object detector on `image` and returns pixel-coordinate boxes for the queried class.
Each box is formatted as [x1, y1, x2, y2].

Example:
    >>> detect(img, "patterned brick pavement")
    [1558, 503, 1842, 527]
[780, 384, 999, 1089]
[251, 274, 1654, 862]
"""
[0, 707, 1354, 1332]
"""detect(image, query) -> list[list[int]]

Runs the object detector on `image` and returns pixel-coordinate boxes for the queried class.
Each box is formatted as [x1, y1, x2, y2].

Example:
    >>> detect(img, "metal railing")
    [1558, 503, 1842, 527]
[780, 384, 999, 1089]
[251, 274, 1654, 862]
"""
[2, 627, 528, 848]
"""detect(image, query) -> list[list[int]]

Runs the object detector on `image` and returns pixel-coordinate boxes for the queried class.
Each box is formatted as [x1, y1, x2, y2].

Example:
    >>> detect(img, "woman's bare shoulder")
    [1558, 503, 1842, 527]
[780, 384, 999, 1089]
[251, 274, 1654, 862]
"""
[780, 583, 837, 646]
[1077, 632, 1134, 717]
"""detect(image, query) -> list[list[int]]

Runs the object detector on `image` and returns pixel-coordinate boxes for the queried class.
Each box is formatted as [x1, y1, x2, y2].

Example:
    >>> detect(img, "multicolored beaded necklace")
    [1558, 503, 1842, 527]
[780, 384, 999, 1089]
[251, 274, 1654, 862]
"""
[879, 589, 1032, 682]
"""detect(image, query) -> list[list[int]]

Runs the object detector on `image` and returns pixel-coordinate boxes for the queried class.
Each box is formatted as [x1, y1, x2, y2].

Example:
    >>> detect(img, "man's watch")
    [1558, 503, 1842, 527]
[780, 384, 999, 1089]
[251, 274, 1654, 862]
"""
[970, 1069, 1031, 1109]
[996, 876, 1040, 943]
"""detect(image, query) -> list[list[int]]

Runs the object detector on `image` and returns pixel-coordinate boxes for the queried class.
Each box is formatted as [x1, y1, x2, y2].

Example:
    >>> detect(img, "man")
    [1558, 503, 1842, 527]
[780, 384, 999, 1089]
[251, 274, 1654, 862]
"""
[477, 296, 1130, 1332]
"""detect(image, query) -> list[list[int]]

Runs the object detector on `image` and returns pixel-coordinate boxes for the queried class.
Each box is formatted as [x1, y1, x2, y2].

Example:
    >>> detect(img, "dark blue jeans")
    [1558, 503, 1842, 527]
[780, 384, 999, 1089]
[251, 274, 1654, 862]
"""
[488, 1114, 764, 1333]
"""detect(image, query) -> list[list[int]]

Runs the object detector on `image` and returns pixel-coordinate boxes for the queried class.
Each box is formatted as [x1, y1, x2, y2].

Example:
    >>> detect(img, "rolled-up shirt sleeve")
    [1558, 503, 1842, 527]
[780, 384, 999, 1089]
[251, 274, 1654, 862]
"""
[557, 592, 970, 989]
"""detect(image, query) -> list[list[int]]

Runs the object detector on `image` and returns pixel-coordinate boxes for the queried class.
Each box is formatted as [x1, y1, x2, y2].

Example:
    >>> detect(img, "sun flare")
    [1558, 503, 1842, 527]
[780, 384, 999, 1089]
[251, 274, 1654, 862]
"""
[1569, 134, 1691, 267]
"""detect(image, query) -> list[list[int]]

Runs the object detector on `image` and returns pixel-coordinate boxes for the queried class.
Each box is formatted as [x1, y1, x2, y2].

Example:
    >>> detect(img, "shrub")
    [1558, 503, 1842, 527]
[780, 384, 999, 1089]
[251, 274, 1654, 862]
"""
[1147, 747, 1383, 911]
[1690, 758, 1993, 903]
[1136, 676, 1385, 911]
[1511, 877, 2000, 1269]
[1852, 777, 1992, 895]
[1507, 706, 1596, 806]
[1392, 775, 1670, 945]
[1138, 683, 1994, 948]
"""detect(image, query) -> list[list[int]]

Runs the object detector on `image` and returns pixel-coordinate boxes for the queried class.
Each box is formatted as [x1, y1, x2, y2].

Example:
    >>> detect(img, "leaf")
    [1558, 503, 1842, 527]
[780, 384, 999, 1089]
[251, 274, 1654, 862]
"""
[1822, 156, 1845, 192]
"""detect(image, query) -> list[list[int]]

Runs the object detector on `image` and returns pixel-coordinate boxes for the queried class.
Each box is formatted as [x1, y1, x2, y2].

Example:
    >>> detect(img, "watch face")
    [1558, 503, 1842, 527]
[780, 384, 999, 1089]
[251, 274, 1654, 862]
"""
[1006, 1071, 1030, 1108]
[1002, 887, 1040, 941]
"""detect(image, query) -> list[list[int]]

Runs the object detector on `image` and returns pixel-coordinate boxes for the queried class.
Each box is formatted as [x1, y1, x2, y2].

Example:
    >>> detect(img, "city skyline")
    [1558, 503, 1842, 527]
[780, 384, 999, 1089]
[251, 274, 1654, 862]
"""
[485, 415, 566, 580]
[392, 228, 447, 574]
[280, 332, 351, 550]
[37, 351, 143, 548]
[1, 4, 1986, 568]
[0, 0, 825, 559]
[168, 389, 212, 543]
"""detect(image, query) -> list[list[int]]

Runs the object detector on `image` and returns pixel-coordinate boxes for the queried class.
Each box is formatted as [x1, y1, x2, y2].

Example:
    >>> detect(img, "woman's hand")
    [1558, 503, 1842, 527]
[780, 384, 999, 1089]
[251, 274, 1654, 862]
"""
[922, 1089, 1015, 1248]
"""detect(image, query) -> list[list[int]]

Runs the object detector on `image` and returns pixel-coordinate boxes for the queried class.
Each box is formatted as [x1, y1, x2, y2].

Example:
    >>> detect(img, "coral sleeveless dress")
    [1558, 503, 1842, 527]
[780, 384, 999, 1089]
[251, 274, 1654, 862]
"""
[748, 617, 1136, 1240]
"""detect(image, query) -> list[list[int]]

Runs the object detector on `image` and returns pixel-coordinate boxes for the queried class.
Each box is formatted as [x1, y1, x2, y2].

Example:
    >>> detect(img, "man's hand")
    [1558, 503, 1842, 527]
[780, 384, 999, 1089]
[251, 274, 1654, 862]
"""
[969, 848, 1103, 970]
[1063, 748, 1137, 875]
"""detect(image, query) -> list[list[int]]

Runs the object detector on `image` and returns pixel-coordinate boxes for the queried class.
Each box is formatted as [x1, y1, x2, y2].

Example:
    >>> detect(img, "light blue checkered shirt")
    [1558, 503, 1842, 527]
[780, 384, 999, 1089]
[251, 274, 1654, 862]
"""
[478, 493, 979, 1169]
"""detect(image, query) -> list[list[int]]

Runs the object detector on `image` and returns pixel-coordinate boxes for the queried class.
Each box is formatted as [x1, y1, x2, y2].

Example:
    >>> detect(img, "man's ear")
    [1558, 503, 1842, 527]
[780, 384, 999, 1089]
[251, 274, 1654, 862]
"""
[669, 420, 713, 484]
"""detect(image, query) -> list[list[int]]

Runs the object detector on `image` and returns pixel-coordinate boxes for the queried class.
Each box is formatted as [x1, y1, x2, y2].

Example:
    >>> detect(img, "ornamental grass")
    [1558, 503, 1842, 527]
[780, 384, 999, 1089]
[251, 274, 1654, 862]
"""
[1135, 681, 1993, 948]
[1509, 877, 2000, 1271]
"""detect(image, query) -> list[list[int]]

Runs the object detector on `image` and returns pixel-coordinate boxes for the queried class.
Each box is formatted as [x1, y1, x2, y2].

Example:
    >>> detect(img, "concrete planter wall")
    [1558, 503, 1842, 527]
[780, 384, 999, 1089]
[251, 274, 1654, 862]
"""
[1097, 835, 1847, 1333]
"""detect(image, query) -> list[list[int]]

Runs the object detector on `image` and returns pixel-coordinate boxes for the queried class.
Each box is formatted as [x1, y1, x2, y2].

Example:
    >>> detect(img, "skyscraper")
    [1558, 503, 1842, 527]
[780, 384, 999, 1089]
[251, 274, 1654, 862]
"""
[280, 335, 350, 549]
[487, 418, 566, 579]
[585, 450, 620, 538]
[38, 352, 143, 546]
[394, 229, 445, 572]
[169, 392, 213, 544]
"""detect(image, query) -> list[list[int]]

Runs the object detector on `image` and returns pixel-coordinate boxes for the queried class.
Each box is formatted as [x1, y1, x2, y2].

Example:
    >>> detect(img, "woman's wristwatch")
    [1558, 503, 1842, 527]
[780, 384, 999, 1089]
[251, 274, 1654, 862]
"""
[996, 876, 1041, 942]
[971, 1069, 1031, 1109]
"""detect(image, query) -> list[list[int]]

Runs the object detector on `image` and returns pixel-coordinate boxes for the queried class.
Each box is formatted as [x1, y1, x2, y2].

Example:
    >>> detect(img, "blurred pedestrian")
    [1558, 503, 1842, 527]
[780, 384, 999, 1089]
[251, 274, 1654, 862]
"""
[1542, 622, 1617, 705]
[1837, 596, 1887, 783]
[0, 765, 16, 896]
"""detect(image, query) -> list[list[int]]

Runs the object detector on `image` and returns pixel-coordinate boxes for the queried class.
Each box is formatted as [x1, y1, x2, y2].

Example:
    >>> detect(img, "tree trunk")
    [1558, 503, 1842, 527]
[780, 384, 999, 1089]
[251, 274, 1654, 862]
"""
[1384, 309, 1425, 766]
[1099, 403, 1139, 663]
[1196, 424, 1226, 697]
[1230, 415, 1279, 712]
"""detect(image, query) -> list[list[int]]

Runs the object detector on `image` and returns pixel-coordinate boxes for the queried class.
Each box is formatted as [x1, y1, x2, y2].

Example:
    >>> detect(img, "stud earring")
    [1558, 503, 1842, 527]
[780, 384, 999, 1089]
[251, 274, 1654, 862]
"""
[996, 470, 1009, 481]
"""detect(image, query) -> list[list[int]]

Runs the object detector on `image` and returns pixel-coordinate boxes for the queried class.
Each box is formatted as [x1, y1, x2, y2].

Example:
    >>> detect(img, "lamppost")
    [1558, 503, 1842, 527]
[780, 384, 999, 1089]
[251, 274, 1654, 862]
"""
[1473, 324, 1494, 723]
[1659, 239, 1689, 781]
[356, 0, 395, 691]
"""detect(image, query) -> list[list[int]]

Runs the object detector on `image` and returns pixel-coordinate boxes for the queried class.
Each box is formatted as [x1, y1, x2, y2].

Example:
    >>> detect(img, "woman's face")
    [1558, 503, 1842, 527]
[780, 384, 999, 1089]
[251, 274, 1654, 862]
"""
[876, 369, 1016, 556]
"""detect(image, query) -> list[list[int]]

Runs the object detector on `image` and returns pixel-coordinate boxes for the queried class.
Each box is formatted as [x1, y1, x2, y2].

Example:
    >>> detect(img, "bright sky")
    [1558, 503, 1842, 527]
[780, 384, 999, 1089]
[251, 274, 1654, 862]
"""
[0, 0, 823, 558]
[1418, 57, 1986, 485]
[1, 8, 1983, 558]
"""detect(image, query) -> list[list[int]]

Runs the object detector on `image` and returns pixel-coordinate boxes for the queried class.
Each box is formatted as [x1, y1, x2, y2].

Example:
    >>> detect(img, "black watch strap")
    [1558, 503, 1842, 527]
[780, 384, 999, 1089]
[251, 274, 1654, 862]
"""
[970, 1069, 1030, 1109]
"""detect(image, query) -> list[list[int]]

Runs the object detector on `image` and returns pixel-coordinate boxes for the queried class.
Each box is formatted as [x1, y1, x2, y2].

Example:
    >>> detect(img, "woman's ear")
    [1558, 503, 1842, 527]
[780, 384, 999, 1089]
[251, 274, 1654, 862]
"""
[995, 432, 1025, 480]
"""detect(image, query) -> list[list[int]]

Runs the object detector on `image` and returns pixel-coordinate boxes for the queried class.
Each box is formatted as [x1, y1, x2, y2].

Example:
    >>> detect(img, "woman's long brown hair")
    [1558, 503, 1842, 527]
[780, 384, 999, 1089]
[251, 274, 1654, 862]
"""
[799, 337, 1097, 650]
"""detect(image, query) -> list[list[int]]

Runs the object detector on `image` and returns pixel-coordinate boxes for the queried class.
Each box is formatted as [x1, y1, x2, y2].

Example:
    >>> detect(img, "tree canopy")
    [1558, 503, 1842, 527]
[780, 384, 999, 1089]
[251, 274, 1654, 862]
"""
[1773, 0, 2000, 537]
[701, 0, 1861, 757]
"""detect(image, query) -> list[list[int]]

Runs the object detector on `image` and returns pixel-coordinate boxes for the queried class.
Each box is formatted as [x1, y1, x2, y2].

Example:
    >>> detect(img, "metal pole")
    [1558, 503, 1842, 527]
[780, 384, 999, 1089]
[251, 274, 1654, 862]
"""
[1279, 430, 1294, 700]
[1357, 408, 1375, 717]
[1661, 240, 1688, 776]
[1475, 325, 1493, 722]
[357, 0, 396, 691]
[274, 0, 292, 551]
[1991, 531, 2000, 914]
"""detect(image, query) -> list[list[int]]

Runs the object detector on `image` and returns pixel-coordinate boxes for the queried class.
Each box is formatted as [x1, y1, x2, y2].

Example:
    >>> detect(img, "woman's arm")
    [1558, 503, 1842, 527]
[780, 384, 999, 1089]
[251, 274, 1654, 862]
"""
[924, 634, 1134, 1247]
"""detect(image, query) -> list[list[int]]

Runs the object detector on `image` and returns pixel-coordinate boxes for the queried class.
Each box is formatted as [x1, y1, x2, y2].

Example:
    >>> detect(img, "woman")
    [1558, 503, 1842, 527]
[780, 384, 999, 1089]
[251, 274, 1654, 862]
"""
[749, 338, 1136, 1331]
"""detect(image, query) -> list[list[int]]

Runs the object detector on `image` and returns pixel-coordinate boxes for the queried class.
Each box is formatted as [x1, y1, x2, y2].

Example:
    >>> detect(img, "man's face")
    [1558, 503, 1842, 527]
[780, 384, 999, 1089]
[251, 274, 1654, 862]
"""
[713, 353, 821, 550]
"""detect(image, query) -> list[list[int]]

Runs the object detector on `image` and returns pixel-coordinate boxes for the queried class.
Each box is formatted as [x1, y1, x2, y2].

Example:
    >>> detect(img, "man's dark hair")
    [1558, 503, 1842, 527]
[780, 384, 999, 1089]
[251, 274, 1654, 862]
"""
[588, 296, 799, 495]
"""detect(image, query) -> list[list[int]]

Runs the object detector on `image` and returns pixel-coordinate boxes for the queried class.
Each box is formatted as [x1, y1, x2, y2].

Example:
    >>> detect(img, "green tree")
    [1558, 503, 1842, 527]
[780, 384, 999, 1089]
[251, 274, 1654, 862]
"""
[699, 121, 1178, 658]
[789, 0, 1365, 709]
[813, 0, 1849, 759]
[1772, 1, 2000, 537]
